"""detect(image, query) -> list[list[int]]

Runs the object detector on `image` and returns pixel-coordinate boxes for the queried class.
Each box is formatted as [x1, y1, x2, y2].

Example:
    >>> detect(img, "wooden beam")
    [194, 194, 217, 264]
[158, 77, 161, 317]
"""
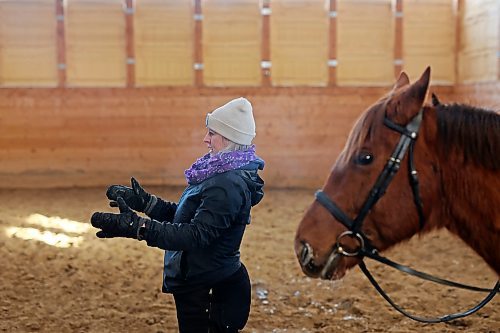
[328, 0, 337, 86]
[455, 0, 463, 84]
[194, 0, 203, 87]
[261, 0, 271, 87]
[55, 0, 66, 87]
[497, 3, 500, 81]
[125, 0, 135, 87]
[394, 0, 403, 78]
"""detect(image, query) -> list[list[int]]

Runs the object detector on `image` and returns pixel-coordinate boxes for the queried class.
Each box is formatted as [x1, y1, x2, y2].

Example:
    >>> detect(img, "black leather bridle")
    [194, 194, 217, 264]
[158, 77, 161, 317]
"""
[315, 109, 499, 323]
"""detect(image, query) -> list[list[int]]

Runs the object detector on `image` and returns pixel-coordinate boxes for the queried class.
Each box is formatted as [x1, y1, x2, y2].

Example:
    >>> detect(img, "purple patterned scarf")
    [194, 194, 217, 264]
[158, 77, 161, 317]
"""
[184, 145, 259, 185]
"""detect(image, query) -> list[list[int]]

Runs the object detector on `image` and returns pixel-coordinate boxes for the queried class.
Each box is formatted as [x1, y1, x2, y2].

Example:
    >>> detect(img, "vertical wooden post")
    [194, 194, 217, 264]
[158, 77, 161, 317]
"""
[55, 0, 66, 87]
[125, 0, 135, 87]
[261, 0, 271, 87]
[394, 0, 403, 78]
[494, 1, 500, 82]
[455, 0, 463, 84]
[328, 0, 337, 86]
[497, 3, 500, 81]
[194, 0, 203, 87]
[497, 2, 500, 81]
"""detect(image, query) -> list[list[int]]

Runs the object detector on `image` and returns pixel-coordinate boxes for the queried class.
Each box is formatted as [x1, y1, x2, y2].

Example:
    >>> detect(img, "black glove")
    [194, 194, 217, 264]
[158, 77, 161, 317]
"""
[106, 177, 157, 213]
[91, 197, 147, 240]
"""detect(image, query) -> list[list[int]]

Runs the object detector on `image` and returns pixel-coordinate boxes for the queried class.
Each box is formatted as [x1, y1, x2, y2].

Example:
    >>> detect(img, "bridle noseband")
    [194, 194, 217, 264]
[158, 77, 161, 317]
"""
[315, 109, 499, 323]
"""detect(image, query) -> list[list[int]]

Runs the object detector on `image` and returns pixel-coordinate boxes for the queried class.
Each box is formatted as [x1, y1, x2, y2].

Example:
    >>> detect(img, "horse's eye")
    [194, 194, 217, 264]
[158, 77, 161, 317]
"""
[354, 152, 374, 165]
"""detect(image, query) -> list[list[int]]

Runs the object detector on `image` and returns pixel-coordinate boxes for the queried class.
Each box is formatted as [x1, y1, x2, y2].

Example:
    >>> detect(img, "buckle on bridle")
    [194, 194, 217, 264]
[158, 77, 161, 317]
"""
[336, 231, 365, 257]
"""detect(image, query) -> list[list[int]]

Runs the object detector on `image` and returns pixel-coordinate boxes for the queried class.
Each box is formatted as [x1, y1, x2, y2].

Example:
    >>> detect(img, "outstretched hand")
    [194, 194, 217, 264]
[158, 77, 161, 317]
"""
[91, 197, 145, 239]
[106, 177, 152, 212]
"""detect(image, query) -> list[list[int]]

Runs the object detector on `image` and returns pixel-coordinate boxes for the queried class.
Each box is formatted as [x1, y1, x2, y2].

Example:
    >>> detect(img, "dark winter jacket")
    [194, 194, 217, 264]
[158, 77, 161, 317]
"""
[143, 159, 264, 293]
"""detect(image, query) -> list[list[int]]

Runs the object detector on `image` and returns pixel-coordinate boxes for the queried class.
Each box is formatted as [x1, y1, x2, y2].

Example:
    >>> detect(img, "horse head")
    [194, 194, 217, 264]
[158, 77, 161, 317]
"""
[294, 67, 438, 280]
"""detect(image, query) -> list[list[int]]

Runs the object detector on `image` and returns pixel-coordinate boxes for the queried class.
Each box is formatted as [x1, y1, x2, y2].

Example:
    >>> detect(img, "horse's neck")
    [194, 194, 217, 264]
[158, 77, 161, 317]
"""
[424, 110, 500, 274]
[439, 162, 499, 273]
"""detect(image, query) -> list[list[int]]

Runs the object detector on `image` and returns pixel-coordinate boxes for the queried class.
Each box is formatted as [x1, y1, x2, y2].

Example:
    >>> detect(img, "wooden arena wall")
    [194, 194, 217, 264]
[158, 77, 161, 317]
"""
[1, 83, 498, 189]
[0, 0, 498, 189]
[1, 0, 497, 88]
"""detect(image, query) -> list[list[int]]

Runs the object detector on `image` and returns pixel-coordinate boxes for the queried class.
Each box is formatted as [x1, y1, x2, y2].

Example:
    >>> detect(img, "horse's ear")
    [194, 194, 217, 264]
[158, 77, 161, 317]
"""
[411, 66, 431, 104]
[393, 71, 410, 90]
[386, 67, 431, 123]
[431, 93, 441, 107]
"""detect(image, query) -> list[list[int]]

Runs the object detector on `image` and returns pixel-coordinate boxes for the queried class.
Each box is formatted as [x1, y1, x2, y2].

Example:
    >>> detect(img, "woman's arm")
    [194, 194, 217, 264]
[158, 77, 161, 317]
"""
[144, 184, 243, 251]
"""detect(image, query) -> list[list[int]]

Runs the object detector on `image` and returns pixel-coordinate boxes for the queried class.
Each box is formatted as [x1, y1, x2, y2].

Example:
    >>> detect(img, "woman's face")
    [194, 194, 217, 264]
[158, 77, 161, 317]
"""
[203, 129, 227, 155]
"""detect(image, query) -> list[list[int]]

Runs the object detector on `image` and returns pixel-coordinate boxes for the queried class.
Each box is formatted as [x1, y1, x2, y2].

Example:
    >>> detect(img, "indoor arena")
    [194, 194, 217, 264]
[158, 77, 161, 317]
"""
[0, 1, 498, 332]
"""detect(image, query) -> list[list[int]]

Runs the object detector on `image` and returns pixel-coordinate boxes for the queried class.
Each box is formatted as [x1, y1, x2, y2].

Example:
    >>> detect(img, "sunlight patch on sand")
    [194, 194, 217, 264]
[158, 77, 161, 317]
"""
[25, 214, 91, 234]
[6, 227, 84, 248]
[4, 214, 90, 248]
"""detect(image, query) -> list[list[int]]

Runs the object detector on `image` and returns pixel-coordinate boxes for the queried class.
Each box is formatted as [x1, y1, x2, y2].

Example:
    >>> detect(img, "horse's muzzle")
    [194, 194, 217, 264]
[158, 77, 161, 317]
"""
[296, 241, 342, 280]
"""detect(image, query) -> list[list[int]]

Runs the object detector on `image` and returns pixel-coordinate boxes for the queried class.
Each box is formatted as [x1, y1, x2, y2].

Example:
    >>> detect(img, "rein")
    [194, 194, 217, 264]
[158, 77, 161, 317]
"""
[315, 109, 499, 323]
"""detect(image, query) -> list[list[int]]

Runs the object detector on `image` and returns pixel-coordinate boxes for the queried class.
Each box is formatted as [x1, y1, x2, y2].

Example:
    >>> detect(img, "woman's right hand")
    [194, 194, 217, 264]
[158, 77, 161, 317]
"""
[106, 177, 152, 213]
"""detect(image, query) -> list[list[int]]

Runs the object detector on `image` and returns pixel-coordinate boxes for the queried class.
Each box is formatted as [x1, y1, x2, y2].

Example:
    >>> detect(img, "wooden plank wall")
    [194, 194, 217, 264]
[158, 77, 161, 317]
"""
[134, 0, 194, 86]
[453, 82, 500, 108]
[0, 87, 374, 189]
[404, 0, 456, 84]
[65, 0, 126, 87]
[270, 0, 329, 86]
[0, 0, 57, 86]
[458, 0, 499, 82]
[203, 0, 262, 86]
[1, 0, 497, 87]
[2, 83, 497, 190]
[336, 0, 395, 85]
[0, 0, 498, 189]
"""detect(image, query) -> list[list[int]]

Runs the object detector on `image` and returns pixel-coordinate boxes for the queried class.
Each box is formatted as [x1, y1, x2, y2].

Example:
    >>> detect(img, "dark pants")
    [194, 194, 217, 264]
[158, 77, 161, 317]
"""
[173, 264, 251, 333]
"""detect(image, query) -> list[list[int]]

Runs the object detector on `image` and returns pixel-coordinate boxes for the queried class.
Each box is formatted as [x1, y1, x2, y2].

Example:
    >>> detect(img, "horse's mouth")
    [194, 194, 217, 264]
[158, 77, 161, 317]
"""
[296, 241, 345, 280]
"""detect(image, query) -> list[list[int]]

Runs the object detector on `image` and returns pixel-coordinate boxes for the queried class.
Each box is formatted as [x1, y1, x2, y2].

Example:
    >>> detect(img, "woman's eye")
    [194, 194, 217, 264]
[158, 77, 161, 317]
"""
[355, 152, 374, 165]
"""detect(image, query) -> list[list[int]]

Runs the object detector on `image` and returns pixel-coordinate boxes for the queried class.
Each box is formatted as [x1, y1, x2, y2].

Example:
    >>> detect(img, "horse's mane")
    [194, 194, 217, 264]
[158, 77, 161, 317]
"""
[343, 97, 499, 171]
[436, 103, 500, 170]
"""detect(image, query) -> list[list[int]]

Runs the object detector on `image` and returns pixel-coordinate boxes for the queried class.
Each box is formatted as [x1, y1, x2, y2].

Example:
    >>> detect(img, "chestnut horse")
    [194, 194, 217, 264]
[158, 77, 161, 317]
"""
[294, 67, 499, 321]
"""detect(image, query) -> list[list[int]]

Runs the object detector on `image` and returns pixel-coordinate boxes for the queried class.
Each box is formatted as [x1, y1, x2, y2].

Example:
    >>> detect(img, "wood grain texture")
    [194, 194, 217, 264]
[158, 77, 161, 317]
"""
[0, 84, 496, 189]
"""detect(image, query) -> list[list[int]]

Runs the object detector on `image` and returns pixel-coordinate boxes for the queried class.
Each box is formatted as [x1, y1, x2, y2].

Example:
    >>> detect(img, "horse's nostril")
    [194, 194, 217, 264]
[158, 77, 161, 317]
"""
[299, 243, 307, 262]
[299, 242, 314, 267]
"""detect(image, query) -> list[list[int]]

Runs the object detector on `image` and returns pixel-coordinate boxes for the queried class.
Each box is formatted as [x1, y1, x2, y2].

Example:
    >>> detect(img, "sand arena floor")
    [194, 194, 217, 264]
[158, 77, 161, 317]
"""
[0, 187, 498, 332]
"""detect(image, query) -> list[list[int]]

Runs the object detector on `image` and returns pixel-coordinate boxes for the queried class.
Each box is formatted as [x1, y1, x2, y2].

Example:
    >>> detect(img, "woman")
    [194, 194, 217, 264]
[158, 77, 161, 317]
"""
[91, 97, 265, 333]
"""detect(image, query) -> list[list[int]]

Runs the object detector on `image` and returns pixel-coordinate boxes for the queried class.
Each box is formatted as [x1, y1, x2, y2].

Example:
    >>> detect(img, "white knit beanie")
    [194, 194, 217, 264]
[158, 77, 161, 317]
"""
[206, 97, 256, 145]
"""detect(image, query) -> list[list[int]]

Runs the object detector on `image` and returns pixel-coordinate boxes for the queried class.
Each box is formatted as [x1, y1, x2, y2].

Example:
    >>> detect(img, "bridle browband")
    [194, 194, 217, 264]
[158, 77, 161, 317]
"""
[315, 109, 499, 323]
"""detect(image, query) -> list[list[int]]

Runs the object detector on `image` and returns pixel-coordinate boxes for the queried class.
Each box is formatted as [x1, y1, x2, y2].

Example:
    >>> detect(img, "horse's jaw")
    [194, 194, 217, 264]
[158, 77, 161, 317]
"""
[295, 241, 359, 280]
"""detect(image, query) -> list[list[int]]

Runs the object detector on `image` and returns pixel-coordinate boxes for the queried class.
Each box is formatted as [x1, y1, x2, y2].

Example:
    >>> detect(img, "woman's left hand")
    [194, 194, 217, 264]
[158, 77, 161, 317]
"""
[91, 197, 146, 240]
